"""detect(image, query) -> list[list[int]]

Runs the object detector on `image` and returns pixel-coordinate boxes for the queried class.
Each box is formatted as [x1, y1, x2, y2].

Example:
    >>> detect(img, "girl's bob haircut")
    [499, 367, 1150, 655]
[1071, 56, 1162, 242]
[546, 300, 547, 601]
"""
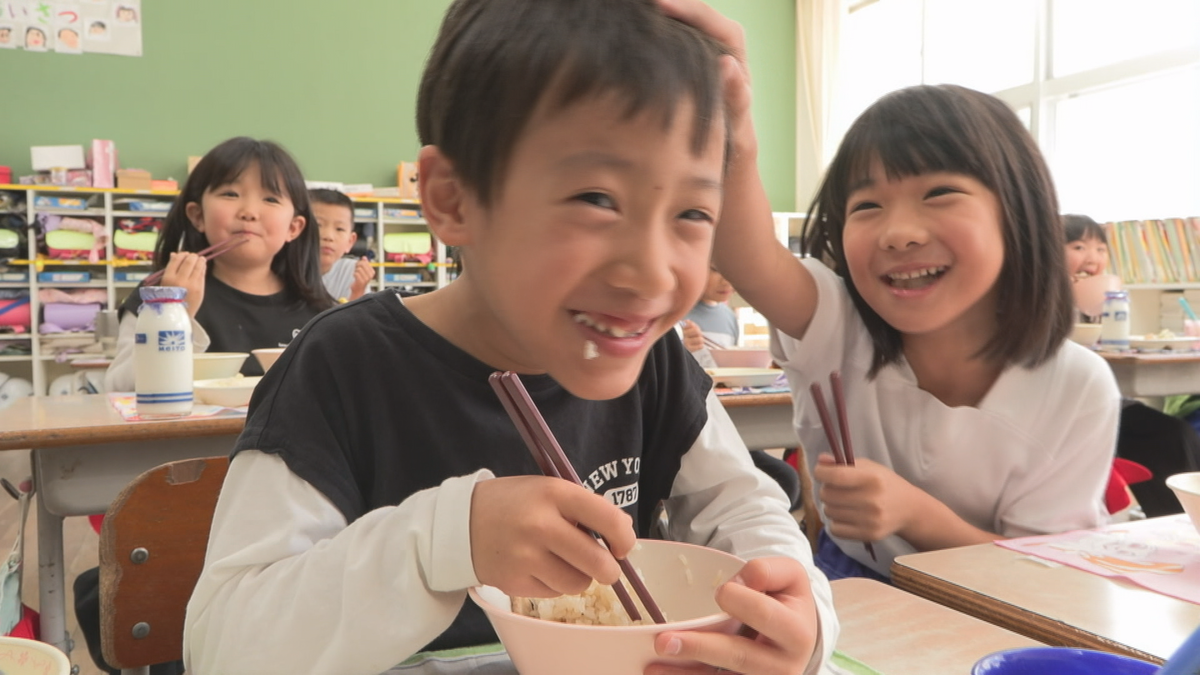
[1064, 213, 1107, 245]
[802, 84, 1072, 376]
[155, 137, 331, 311]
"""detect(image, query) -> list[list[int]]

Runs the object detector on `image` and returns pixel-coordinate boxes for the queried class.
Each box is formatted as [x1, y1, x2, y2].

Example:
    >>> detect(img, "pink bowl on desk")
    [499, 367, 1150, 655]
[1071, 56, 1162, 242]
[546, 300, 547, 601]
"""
[252, 347, 286, 373]
[468, 540, 744, 675]
[710, 348, 773, 369]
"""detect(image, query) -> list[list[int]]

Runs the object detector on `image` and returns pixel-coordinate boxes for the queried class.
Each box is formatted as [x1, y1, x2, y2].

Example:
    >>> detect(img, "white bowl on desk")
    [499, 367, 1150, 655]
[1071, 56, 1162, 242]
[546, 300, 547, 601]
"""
[1166, 472, 1200, 535]
[1069, 323, 1102, 348]
[193, 352, 249, 380]
[193, 376, 261, 408]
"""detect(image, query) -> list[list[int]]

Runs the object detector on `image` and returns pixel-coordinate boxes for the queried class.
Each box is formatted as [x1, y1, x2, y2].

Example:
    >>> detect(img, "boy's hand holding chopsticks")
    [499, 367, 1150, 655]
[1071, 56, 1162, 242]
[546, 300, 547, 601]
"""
[468, 473, 637, 600]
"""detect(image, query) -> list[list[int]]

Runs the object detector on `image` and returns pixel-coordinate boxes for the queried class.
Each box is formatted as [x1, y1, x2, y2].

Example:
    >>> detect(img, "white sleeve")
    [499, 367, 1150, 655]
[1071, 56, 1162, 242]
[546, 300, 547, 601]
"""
[103, 310, 212, 392]
[663, 391, 838, 675]
[183, 450, 489, 675]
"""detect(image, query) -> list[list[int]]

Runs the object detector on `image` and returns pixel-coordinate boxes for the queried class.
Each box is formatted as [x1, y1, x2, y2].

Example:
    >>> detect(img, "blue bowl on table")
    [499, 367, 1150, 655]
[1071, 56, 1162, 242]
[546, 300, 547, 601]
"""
[973, 647, 1157, 675]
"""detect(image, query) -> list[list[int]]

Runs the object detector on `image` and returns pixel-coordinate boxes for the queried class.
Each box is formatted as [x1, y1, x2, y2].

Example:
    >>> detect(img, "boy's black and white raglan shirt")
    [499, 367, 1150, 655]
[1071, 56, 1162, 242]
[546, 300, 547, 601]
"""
[183, 290, 838, 675]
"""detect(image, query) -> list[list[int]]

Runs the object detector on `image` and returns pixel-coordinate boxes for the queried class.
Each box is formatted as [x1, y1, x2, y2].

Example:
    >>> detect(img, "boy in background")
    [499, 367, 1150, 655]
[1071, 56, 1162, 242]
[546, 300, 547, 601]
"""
[683, 266, 739, 351]
[184, 1, 836, 673]
[309, 188, 374, 303]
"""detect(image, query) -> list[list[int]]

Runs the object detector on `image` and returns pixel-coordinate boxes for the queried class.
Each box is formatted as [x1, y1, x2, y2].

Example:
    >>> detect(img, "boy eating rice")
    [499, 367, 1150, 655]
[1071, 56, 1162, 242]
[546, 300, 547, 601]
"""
[183, 1, 836, 673]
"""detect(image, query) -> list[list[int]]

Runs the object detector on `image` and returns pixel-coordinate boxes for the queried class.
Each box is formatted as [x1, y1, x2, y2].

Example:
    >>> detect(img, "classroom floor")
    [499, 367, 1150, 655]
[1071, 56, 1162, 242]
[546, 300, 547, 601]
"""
[0, 449, 106, 675]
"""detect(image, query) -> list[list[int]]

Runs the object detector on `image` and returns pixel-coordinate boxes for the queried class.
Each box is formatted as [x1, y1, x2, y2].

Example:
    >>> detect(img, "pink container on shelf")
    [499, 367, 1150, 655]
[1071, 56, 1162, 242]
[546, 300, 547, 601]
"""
[0, 297, 31, 329]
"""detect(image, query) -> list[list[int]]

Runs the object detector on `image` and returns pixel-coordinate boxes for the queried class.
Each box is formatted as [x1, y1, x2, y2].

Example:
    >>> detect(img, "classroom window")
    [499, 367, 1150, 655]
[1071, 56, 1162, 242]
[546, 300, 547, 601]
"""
[833, 0, 1200, 221]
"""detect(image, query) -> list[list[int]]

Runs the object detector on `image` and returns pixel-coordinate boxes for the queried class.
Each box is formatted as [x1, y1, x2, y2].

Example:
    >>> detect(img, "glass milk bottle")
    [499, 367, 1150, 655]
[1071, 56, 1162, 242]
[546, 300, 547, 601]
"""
[1099, 290, 1131, 352]
[133, 286, 193, 417]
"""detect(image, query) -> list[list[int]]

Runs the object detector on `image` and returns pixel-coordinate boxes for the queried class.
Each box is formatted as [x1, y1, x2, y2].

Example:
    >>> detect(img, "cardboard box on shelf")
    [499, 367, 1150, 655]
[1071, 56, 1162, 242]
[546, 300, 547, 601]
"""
[89, 139, 117, 188]
[150, 179, 178, 191]
[31, 145, 86, 171]
[116, 169, 152, 191]
[187, 155, 203, 175]
[397, 162, 419, 200]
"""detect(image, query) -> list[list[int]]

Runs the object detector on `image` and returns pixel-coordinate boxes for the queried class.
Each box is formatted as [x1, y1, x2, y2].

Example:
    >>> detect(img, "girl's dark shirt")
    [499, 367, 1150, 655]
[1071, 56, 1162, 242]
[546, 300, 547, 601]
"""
[120, 273, 323, 376]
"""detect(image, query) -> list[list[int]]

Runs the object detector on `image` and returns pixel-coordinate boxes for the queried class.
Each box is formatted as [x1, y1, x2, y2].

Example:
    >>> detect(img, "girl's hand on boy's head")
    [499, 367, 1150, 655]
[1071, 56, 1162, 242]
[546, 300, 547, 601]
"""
[648, 556, 819, 675]
[349, 257, 373, 301]
[469, 475, 637, 599]
[161, 251, 207, 319]
[813, 454, 920, 543]
[657, 0, 756, 156]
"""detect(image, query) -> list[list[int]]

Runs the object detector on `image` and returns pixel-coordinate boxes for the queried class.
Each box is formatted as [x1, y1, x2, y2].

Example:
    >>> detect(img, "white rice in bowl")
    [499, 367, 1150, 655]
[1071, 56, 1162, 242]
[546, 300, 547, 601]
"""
[510, 580, 663, 626]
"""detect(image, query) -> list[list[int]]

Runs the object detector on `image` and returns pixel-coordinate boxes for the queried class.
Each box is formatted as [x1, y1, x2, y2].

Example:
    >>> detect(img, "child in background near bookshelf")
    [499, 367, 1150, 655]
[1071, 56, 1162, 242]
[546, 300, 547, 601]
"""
[183, 1, 837, 672]
[1065, 213, 1122, 323]
[85, 138, 333, 675]
[103, 137, 334, 393]
[309, 188, 374, 303]
[698, 46, 1120, 580]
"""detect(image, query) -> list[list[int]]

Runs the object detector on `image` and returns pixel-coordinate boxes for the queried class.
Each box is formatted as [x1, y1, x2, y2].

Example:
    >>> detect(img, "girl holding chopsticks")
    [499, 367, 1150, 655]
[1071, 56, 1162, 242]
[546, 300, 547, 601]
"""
[698, 28, 1120, 580]
[104, 137, 333, 391]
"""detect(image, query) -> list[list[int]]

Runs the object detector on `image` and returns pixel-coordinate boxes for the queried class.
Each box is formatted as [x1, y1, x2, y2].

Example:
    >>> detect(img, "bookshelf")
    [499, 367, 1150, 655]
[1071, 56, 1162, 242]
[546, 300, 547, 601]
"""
[1105, 218, 1200, 336]
[0, 184, 441, 397]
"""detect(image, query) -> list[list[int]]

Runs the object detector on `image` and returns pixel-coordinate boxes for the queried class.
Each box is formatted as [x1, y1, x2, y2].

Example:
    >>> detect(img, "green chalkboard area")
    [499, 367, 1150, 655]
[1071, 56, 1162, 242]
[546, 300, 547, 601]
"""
[0, 0, 796, 210]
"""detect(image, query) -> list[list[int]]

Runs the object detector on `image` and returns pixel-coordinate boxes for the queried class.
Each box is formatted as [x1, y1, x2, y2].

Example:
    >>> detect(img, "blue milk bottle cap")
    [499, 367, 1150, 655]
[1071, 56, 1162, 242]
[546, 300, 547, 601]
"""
[139, 286, 187, 302]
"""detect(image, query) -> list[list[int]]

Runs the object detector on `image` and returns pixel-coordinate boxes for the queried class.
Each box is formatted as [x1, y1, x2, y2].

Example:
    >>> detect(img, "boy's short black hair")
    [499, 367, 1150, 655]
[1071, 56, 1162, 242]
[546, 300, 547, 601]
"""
[309, 188, 354, 215]
[1064, 214, 1107, 245]
[417, 0, 727, 206]
[802, 84, 1070, 374]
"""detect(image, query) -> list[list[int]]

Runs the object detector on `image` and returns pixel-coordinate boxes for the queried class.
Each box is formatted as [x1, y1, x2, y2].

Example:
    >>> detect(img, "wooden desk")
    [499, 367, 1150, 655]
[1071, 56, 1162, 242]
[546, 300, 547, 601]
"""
[892, 540, 1200, 664]
[831, 577, 1042, 674]
[1100, 351, 1200, 397]
[0, 395, 243, 659]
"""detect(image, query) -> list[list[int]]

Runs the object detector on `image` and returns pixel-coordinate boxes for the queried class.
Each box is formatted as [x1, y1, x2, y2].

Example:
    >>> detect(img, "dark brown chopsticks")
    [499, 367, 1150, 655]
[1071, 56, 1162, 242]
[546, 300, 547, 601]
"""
[489, 371, 666, 624]
[809, 371, 877, 561]
[142, 235, 249, 286]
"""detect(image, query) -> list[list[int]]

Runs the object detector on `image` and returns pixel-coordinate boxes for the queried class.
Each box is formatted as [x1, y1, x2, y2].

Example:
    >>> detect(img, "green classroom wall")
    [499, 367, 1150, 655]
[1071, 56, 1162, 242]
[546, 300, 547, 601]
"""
[0, 1, 797, 210]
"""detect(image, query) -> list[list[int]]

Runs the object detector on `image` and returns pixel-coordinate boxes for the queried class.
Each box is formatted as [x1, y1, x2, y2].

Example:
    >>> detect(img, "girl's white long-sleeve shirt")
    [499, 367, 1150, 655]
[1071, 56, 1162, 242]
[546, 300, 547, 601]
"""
[183, 391, 839, 675]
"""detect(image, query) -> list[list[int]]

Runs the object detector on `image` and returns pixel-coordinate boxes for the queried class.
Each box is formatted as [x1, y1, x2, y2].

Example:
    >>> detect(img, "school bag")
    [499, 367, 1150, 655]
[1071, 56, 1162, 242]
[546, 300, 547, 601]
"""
[1116, 400, 1200, 517]
[0, 214, 28, 262]
[0, 477, 39, 640]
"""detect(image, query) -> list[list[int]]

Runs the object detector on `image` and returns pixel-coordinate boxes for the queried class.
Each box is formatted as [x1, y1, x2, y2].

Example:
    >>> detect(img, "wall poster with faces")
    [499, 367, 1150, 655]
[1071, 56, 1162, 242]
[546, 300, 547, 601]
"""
[0, 0, 141, 56]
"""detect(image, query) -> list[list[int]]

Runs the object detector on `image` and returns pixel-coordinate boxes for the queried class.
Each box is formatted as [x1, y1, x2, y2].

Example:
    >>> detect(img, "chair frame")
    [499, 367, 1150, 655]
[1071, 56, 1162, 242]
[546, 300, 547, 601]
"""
[98, 456, 228, 675]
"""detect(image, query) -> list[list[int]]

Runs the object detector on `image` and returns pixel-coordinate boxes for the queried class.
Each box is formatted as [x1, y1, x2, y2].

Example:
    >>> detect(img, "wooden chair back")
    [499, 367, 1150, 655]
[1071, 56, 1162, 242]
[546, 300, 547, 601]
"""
[98, 456, 228, 671]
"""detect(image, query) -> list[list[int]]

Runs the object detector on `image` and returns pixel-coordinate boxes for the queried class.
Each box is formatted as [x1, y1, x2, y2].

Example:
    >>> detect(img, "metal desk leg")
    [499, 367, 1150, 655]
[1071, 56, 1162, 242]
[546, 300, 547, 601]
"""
[36, 488, 70, 655]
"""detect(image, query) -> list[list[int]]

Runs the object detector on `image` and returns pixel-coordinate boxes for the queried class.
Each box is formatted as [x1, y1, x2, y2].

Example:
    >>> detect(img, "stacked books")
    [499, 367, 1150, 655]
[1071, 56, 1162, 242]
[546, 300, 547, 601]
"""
[1105, 218, 1200, 285]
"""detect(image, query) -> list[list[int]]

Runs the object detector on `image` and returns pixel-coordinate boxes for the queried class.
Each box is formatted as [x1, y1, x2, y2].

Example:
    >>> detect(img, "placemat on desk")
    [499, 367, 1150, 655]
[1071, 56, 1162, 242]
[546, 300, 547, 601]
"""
[107, 393, 247, 422]
[997, 514, 1200, 604]
[714, 385, 791, 395]
[394, 644, 883, 675]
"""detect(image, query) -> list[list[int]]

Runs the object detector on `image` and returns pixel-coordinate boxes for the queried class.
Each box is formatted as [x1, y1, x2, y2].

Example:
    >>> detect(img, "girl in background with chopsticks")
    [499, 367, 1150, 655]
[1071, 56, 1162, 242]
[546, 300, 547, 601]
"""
[103, 137, 333, 392]
[706, 77, 1120, 579]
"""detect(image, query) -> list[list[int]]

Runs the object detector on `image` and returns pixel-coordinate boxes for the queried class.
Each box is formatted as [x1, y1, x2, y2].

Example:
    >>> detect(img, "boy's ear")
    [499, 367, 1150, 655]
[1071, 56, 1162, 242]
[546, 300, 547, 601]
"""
[418, 145, 474, 247]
